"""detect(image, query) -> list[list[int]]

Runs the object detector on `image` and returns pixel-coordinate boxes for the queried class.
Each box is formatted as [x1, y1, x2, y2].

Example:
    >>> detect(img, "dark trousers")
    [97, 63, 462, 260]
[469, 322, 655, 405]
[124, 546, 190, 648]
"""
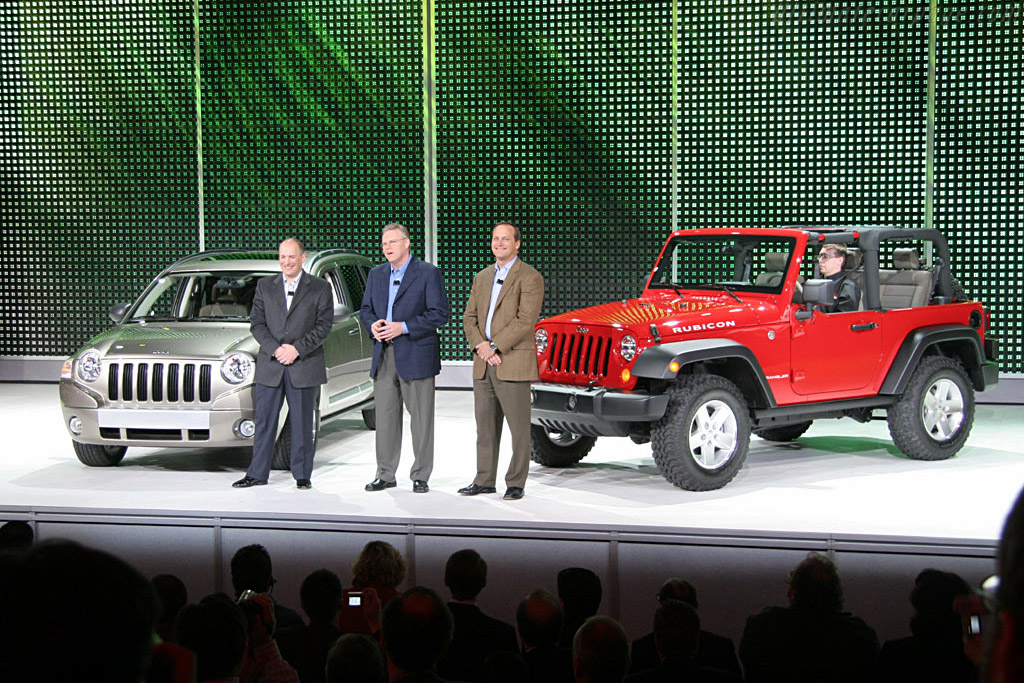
[248, 370, 318, 481]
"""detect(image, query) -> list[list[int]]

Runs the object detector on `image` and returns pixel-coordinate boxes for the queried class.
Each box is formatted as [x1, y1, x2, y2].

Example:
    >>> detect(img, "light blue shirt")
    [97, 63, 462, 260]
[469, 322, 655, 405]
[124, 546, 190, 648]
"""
[386, 259, 411, 335]
[485, 257, 516, 340]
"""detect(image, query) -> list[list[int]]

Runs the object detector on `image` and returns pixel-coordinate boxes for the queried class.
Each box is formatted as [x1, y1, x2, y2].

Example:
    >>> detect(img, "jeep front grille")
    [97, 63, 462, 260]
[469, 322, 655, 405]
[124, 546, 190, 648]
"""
[543, 331, 614, 378]
[107, 362, 213, 404]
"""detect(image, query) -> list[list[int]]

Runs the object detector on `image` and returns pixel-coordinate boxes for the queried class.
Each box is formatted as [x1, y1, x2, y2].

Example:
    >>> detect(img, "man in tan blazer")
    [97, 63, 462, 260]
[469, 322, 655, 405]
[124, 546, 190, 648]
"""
[460, 222, 545, 500]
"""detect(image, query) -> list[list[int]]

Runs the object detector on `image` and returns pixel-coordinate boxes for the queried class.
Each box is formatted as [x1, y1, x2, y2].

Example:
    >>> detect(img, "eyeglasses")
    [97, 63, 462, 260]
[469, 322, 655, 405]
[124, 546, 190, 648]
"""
[382, 238, 409, 248]
[818, 252, 842, 261]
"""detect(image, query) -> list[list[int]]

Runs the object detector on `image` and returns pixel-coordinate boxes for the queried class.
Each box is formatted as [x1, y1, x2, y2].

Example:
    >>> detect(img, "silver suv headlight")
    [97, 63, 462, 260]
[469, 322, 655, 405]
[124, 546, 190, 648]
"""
[221, 352, 255, 384]
[620, 335, 637, 362]
[535, 328, 549, 353]
[76, 349, 103, 383]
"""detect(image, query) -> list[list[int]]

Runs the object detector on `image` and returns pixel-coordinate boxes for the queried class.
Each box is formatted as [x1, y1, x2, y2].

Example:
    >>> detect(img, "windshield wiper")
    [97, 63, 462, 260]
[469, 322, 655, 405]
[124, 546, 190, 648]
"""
[701, 282, 743, 303]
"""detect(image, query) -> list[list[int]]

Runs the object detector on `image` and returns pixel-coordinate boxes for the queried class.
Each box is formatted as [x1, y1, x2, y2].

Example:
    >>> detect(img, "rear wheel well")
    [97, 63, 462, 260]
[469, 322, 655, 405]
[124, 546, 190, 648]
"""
[920, 339, 986, 389]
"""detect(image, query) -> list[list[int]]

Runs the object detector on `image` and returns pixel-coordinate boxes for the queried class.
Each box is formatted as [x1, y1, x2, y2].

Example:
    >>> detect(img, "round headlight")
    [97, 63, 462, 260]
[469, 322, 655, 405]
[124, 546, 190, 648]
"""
[620, 335, 637, 362]
[221, 352, 254, 384]
[77, 350, 103, 383]
[535, 328, 549, 353]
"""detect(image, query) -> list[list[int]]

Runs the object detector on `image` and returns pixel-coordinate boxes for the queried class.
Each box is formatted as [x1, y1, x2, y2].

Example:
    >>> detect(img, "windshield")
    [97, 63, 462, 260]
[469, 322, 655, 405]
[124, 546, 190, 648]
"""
[129, 271, 274, 321]
[649, 235, 797, 294]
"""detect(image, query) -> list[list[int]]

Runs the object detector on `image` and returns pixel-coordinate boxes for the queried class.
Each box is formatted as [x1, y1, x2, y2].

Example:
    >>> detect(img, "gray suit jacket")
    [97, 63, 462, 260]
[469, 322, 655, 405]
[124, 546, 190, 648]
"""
[250, 272, 333, 388]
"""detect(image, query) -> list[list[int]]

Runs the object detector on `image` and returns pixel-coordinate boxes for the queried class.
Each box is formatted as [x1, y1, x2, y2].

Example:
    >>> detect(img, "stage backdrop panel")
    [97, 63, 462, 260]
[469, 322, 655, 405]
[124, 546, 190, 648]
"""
[934, 0, 1024, 373]
[198, 0, 424, 257]
[433, 0, 675, 359]
[0, 0, 198, 356]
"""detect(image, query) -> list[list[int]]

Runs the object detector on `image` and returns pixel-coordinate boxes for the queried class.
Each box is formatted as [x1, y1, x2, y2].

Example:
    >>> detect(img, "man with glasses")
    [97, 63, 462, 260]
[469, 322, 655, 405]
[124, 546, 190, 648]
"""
[360, 223, 450, 494]
[816, 244, 860, 313]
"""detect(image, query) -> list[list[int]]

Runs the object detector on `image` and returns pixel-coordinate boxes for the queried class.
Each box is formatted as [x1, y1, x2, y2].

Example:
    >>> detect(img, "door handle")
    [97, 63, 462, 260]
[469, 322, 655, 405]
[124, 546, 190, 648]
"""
[850, 323, 878, 331]
[349, 327, 360, 335]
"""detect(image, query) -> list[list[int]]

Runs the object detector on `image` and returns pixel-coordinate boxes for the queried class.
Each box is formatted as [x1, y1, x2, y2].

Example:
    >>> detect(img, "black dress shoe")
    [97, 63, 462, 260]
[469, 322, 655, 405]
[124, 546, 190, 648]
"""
[503, 487, 524, 500]
[458, 483, 497, 496]
[296, 479, 312, 490]
[413, 480, 429, 493]
[365, 478, 397, 492]
[232, 476, 267, 488]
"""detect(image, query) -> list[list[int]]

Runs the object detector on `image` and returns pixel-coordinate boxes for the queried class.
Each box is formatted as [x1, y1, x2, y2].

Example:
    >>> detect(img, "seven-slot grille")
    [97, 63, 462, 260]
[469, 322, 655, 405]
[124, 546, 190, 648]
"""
[107, 362, 213, 403]
[543, 330, 614, 378]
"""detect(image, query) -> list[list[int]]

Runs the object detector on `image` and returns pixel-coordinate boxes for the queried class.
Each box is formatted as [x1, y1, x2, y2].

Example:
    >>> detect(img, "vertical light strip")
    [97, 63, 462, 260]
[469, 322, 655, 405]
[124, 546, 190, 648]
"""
[924, 0, 938, 234]
[422, 0, 438, 263]
[193, 0, 205, 252]
[671, 0, 679, 232]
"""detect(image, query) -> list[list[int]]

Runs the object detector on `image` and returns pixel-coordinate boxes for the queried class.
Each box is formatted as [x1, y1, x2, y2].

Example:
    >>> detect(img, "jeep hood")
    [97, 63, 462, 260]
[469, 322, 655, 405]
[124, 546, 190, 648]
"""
[540, 295, 762, 332]
[79, 323, 258, 359]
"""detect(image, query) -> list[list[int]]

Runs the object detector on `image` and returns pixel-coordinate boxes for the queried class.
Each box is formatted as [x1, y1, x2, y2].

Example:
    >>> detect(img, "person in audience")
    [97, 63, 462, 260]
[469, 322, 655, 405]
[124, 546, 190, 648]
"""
[277, 568, 344, 683]
[381, 586, 455, 683]
[437, 549, 519, 681]
[625, 600, 739, 683]
[231, 543, 305, 629]
[482, 651, 530, 683]
[876, 569, 974, 682]
[237, 591, 300, 682]
[558, 567, 603, 649]
[0, 539, 158, 682]
[630, 578, 740, 678]
[739, 551, 879, 682]
[338, 540, 407, 635]
[981, 484, 1024, 683]
[326, 633, 388, 683]
[176, 593, 248, 682]
[0, 520, 34, 551]
[572, 615, 631, 683]
[152, 573, 189, 644]
[517, 588, 574, 683]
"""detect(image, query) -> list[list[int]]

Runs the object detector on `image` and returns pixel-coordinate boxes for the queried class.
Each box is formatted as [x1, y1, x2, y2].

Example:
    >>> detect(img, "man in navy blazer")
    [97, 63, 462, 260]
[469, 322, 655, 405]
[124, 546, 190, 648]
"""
[233, 237, 333, 490]
[359, 223, 450, 493]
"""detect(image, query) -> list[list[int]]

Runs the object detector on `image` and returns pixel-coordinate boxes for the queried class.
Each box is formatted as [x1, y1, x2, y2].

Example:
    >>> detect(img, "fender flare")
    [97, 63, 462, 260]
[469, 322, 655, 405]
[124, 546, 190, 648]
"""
[631, 338, 776, 408]
[880, 324, 988, 394]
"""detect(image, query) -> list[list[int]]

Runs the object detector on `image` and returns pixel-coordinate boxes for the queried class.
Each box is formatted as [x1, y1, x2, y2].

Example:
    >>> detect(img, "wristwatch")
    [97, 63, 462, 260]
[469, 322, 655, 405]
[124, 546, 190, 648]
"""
[489, 342, 498, 352]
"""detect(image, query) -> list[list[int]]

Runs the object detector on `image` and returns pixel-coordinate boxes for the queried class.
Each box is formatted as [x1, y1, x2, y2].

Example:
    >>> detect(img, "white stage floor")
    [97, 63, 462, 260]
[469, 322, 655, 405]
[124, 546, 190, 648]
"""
[2, 382, 1021, 545]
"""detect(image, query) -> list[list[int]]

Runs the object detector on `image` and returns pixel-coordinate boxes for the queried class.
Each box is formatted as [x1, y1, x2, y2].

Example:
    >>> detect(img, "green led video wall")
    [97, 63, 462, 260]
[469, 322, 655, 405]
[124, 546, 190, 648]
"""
[934, 0, 1023, 372]
[199, 0, 422, 254]
[1, 1, 1022, 373]
[0, 1, 198, 355]
[435, 0, 674, 359]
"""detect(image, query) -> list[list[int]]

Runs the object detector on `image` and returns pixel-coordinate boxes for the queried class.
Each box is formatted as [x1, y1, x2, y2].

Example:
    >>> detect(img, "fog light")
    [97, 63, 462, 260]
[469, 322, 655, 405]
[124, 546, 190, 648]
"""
[669, 361, 681, 373]
[235, 419, 256, 439]
[530, 388, 536, 405]
[621, 369, 631, 382]
[68, 416, 83, 436]
[566, 394, 578, 412]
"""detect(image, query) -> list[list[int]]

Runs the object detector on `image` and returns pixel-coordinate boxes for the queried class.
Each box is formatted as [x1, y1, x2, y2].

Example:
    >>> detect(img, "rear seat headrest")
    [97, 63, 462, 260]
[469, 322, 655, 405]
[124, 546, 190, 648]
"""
[764, 251, 787, 272]
[843, 247, 862, 271]
[892, 248, 920, 270]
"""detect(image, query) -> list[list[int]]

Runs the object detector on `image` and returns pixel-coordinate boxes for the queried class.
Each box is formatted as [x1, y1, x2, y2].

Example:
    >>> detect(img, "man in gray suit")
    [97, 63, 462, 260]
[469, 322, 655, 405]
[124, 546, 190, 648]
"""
[233, 237, 333, 490]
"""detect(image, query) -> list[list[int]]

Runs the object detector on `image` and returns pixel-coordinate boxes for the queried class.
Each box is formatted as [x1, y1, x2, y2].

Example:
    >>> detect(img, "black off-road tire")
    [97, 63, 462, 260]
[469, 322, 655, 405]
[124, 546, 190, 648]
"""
[362, 406, 376, 431]
[753, 421, 812, 442]
[271, 407, 321, 470]
[73, 441, 127, 467]
[651, 375, 751, 491]
[887, 356, 974, 461]
[530, 425, 597, 467]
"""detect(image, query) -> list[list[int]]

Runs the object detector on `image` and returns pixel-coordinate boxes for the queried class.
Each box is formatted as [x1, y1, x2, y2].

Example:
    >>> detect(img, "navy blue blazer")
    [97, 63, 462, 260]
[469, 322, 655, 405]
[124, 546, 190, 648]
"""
[359, 255, 450, 381]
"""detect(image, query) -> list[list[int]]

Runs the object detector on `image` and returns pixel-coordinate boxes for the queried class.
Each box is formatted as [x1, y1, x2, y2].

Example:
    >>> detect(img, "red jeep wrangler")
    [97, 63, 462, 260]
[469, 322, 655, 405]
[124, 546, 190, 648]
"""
[530, 227, 1000, 491]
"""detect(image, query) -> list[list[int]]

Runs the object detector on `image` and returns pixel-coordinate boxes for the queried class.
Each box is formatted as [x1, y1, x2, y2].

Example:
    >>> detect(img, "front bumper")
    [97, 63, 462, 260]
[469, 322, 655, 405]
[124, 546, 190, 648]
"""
[61, 405, 255, 448]
[530, 383, 669, 437]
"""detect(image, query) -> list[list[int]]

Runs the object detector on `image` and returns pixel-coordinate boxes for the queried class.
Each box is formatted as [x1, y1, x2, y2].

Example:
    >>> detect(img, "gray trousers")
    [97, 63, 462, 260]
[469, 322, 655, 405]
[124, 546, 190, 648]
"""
[373, 344, 435, 482]
[473, 364, 532, 489]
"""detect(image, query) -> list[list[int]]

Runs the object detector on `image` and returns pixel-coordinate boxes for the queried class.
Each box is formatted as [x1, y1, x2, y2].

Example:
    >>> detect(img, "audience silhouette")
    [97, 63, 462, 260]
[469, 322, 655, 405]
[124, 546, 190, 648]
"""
[277, 568, 345, 683]
[339, 540, 407, 635]
[558, 567, 603, 650]
[231, 543, 305, 630]
[381, 586, 455, 683]
[573, 615, 631, 683]
[326, 633, 388, 683]
[437, 549, 519, 682]
[517, 588, 574, 683]
[152, 573, 189, 644]
[739, 552, 879, 683]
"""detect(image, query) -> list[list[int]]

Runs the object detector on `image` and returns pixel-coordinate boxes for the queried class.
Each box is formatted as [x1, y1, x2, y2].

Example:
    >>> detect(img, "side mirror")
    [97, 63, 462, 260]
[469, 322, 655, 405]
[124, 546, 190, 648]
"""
[794, 279, 835, 321]
[109, 302, 132, 323]
[333, 303, 352, 321]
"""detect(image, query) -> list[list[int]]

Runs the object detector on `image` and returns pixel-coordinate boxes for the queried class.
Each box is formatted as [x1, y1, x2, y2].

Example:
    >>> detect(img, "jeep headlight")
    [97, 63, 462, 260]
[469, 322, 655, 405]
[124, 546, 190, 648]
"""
[535, 328, 549, 353]
[620, 335, 637, 362]
[76, 349, 103, 383]
[221, 352, 255, 384]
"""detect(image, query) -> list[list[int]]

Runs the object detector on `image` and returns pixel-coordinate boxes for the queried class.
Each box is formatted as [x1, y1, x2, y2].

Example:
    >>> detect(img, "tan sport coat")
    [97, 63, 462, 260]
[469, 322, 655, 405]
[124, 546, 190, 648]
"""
[463, 258, 544, 381]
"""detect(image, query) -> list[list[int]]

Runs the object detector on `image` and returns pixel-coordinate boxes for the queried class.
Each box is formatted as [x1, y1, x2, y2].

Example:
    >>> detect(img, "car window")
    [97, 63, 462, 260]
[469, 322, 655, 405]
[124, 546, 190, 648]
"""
[339, 265, 366, 308]
[129, 271, 272, 321]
